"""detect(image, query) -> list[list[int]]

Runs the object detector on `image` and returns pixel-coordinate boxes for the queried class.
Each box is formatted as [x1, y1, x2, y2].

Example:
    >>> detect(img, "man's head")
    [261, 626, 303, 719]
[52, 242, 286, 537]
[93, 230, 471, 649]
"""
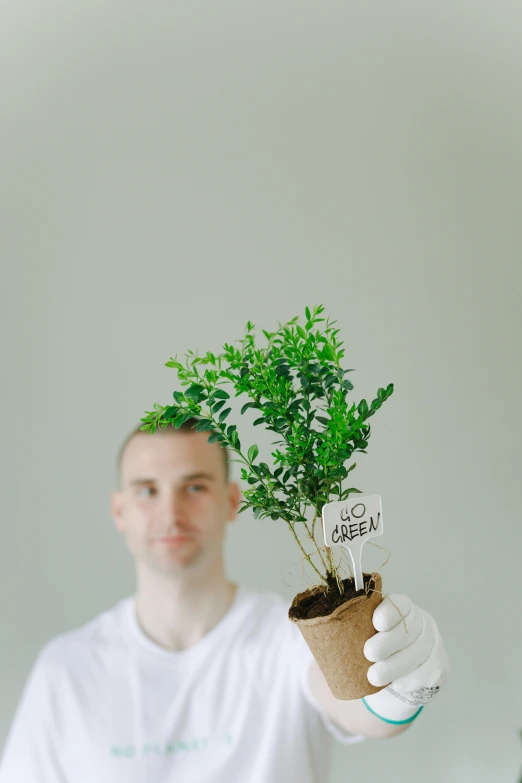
[111, 420, 241, 577]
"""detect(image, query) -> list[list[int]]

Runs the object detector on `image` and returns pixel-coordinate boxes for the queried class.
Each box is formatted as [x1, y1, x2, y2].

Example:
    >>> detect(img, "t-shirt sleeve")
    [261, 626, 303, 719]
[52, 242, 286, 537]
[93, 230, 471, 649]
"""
[0, 644, 68, 783]
[286, 609, 366, 747]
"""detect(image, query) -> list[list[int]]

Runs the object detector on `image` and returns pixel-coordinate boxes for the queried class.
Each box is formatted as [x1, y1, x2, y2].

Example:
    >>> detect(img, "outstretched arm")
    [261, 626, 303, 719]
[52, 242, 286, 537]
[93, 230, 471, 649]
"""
[307, 592, 450, 740]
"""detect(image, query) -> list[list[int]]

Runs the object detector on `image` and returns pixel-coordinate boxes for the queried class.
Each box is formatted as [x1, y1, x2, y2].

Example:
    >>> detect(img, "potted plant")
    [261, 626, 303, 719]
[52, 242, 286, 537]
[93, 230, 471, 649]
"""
[140, 305, 394, 699]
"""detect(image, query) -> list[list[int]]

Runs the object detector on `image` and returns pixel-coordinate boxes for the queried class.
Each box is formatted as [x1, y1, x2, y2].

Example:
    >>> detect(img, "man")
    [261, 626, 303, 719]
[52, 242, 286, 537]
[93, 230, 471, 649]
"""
[0, 420, 449, 783]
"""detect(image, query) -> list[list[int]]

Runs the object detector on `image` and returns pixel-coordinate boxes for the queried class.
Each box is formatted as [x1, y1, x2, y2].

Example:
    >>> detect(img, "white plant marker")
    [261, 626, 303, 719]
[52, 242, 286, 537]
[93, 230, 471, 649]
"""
[322, 495, 383, 592]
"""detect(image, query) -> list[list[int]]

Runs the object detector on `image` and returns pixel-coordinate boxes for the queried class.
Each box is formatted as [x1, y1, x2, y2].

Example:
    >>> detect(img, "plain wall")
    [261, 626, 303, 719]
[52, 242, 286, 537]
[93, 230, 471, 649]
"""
[2, 2, 521, 782]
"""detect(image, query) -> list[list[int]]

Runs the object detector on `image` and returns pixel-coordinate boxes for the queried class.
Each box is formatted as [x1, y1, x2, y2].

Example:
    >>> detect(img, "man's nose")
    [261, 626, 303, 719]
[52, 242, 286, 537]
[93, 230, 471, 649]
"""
[163, 490, 185, 523]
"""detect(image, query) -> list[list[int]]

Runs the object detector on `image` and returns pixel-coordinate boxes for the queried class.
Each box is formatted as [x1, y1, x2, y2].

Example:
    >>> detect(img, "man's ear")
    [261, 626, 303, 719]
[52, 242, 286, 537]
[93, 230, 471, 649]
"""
[111, 491, 125, 532]
[227, 482, 242, 522]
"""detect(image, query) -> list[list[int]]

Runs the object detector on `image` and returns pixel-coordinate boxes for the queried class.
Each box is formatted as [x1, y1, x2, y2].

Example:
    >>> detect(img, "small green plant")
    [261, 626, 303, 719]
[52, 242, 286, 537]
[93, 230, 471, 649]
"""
[140, 305, 394, 595]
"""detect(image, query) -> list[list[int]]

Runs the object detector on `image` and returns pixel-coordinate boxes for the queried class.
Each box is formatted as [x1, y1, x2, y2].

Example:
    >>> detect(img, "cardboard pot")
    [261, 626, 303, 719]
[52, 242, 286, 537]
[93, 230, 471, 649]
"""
[289, 572, 387, 700]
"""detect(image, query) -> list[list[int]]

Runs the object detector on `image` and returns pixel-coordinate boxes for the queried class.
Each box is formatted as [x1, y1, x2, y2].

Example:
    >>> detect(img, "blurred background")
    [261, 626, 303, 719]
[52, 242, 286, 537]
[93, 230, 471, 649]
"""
[1, 2, 521, 781]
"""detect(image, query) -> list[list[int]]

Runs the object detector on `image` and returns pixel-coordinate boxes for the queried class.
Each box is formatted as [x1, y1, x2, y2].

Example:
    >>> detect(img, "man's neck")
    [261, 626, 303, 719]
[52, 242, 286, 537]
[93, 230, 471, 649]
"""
[134, 564, 237, 652]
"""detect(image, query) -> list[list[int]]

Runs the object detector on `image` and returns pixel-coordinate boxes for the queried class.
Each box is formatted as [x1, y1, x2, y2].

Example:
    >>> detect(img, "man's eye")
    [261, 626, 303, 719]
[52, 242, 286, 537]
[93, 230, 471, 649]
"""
[138, 487, 157, 497]
[187, 485, 205, 494]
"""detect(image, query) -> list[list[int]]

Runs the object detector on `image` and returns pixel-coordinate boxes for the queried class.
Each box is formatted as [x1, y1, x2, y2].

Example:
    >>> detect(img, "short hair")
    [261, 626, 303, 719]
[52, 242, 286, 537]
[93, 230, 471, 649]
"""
[117, 418, 230, 484]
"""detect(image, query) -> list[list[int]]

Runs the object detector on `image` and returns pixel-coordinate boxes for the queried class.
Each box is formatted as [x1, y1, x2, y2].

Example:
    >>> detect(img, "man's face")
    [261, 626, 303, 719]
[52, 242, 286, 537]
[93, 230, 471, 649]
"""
[111, 431, 240, 575]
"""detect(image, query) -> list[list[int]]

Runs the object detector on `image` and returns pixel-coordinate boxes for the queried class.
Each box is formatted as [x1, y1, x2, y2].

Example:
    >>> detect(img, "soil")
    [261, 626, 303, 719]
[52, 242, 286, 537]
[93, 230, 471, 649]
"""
[289, 573, 378, 621]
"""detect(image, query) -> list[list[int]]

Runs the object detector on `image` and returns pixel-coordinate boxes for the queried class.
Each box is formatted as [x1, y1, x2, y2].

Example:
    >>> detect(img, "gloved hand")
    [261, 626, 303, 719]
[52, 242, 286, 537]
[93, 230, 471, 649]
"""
[362, 593, 450, 724]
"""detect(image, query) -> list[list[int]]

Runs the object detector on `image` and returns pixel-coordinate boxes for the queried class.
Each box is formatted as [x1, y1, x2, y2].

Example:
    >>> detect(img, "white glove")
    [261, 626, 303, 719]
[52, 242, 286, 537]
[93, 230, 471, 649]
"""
[362, 593, 450, 724]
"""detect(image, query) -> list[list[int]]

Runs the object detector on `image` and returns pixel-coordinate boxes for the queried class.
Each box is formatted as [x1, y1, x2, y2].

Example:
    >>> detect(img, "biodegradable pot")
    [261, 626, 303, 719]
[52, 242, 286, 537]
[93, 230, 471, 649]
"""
[289, 572, 387, 700]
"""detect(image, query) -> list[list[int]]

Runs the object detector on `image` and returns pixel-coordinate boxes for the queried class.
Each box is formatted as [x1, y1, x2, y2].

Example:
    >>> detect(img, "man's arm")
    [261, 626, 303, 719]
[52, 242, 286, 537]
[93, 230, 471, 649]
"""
[307, 659, 410, 738]
[307, 592, 450, 740]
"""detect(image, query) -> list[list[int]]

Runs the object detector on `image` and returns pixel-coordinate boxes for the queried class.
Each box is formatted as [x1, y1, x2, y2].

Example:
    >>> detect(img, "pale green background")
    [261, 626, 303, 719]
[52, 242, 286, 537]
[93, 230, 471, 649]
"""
[2, 2, 521, 782]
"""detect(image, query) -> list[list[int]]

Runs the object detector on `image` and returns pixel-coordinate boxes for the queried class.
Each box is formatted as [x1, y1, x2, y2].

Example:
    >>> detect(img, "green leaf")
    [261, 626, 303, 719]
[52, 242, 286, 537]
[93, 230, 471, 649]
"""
[305, 306, 311, 321]
[196, 419, 214, 432]
[185, 383, 206, 400]
[358, 399, 369, 417]
[165, 358, 183, 369]
[241, 401, 258, 415]
[174, 412, 191, 429]
[248, 444, 259, 463]
[212, 400, 227, 414]
[173, 391, 185, 405]
[207, 432, 223, 444]
[218, 407, 231, 422]
[324, 374, 337, 389]
[213, 389, 230, 400]
[253, 417, 265, 426]
[296, 325, 306, 339]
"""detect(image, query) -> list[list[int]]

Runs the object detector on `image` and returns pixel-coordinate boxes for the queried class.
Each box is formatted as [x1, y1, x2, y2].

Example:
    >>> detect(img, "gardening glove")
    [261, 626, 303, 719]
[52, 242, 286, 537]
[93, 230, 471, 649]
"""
[361, 593, 450, 725]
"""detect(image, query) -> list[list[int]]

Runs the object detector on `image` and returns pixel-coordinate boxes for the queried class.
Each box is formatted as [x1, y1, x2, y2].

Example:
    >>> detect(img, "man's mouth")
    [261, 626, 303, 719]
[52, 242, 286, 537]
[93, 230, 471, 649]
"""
[154, 533, 195, 543]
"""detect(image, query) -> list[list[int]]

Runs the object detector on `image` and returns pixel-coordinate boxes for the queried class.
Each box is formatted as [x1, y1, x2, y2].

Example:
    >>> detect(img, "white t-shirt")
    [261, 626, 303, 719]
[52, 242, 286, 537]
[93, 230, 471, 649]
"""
[0, 585, 364, 783]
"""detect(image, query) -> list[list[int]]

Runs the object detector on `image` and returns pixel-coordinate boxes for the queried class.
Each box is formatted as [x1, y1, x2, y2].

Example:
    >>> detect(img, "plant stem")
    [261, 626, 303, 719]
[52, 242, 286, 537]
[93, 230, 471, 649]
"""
[302, 519, 327, 570]
[287, 521, 327, 583]
[325, 545, 345, 594]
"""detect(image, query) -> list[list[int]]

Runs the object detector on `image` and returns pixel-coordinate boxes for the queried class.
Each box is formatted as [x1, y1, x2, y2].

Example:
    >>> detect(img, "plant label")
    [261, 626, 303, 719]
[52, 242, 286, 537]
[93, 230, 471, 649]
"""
[322, 495, 383, 592]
